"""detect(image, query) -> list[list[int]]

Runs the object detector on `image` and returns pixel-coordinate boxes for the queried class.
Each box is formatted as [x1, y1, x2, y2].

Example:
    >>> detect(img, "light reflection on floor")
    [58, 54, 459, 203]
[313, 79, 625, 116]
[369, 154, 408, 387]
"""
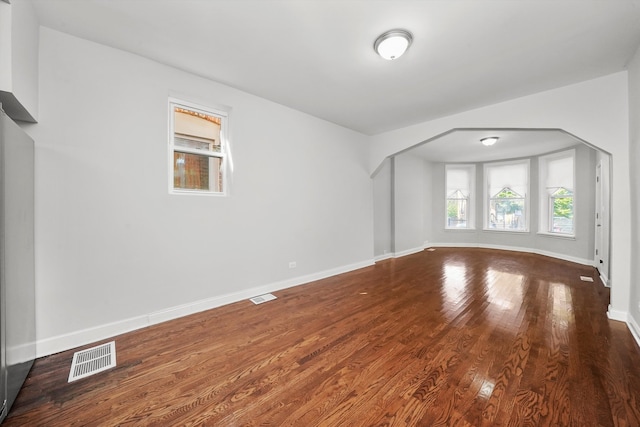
[441, 257, 526, 328]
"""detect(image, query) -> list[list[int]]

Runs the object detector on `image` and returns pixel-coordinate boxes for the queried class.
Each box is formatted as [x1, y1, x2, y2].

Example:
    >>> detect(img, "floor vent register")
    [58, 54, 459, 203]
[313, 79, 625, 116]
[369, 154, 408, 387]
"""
[68, 341, 117, 382]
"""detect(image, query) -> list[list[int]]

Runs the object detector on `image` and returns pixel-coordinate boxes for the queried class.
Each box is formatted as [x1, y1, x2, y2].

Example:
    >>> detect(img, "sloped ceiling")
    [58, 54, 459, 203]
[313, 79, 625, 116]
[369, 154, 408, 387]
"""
[31, 0, 640, 159]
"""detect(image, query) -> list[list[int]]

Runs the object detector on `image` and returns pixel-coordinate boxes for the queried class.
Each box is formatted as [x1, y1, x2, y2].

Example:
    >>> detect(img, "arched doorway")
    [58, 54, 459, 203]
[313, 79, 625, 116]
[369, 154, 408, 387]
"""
[372, 128, 612, 284]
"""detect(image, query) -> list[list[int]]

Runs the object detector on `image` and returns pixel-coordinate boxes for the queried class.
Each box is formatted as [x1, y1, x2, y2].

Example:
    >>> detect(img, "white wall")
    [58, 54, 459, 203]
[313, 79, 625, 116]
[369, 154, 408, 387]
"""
[369, 73, 631, 320]
[0, 2, 10, 92]
[0, 0, 39, 121]
[372, 158, 392, 259]
[29, 28, 374, 356]
[393, 153, 425, 255]
[628, 43, 640, 339]
[423, 160, 434, 246]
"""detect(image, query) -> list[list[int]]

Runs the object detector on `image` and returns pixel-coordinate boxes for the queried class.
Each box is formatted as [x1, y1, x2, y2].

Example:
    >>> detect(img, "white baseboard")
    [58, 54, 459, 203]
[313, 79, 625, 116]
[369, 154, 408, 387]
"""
[374, 253, 393, 262]
[380, 243, 593, 267]
[373, 245, 428, 262]
[627, 314, 640, 347]
[607, 305, 627, 322]
[606, 308, 640, 350]
[7, 341, 37, 365]
[36, 316, 149, 359]
[36, 258, 374, 358]
[392, 246, 425, 258]
[427, 242, 593, 266]
[627, 314, 640, 350]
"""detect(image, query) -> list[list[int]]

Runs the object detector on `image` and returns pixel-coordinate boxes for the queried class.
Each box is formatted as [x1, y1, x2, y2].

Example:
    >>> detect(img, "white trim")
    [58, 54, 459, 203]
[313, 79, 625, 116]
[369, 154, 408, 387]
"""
[606, 309, 640, 350]
[6, 341, 36, 365]
[35, 258, 374, 358]
[392, 246, 425, 258]
[598, 270, 610, 287]
[607, 305, 627, 322]
[374, 244, 432, 262]
[536, 231, 576, 240]
[480, 228, 529, 234]
[374, 253, 393, 262]
[427, 242, 593, 266]
[36, 316, 149, 359]
[627, 314, 640, 350]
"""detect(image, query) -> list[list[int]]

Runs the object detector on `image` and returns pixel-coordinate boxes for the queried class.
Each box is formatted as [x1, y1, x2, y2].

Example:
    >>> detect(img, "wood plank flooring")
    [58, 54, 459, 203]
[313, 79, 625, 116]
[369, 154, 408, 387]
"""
[5, 248, 640, 426]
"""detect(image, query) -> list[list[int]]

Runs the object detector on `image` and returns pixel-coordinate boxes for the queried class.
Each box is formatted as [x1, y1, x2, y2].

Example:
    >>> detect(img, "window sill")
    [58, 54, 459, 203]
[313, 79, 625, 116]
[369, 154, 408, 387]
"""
[444, 228, 476, 232]
[170, 189, 227, 197]
[482, 228, 529, 234]
[537, 231, 576, 240]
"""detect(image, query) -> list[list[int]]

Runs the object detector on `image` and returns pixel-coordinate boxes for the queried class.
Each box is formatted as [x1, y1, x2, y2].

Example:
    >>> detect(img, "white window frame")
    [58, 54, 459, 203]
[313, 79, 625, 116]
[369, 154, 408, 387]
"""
[445, 164, 476, 230]
[538, 149, 576, 237]
[168, 97, 229, 196]
[483, 159, 530, 233]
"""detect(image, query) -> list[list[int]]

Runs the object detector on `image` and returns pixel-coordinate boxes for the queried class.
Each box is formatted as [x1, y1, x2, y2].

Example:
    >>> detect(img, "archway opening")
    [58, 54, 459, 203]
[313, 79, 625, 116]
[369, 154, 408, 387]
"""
[372, 128, 612, 286]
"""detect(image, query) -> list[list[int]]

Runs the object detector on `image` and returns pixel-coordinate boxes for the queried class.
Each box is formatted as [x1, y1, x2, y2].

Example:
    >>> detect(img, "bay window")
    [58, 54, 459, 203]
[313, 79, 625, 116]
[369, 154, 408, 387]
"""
[539, 150, 575, 235]
[445, 164, 475, 229]
[484, 160, 529, 232]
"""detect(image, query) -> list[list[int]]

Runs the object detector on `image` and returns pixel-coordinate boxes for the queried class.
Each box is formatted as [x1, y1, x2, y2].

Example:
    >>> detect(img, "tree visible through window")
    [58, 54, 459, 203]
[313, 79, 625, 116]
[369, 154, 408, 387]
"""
[550, 188, 574, 233]
[539, 150, 575, 235]
[169, 99, 227, 194]
[489, 187, 526, 230]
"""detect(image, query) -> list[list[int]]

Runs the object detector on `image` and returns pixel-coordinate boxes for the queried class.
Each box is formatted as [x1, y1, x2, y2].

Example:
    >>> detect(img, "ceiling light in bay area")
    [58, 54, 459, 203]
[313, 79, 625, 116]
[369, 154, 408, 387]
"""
[374, 29, 413, 60]
[481, 137, 499, 146]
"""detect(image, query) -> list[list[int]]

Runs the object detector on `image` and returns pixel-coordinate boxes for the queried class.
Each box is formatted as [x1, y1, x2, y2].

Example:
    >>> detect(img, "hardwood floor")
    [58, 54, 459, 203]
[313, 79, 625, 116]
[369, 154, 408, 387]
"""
[6, 248, 640, 426]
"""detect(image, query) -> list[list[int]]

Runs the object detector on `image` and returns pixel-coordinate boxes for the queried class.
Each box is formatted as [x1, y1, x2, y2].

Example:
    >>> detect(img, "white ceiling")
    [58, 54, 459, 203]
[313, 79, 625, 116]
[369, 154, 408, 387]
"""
[400, 129, 584, 162]
[31, 0, 640, 159]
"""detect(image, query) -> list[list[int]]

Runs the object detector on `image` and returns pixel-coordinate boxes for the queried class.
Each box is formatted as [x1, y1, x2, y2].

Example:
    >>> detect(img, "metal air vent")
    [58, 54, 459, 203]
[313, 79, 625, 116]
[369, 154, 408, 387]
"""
[68, 341, 116, 382]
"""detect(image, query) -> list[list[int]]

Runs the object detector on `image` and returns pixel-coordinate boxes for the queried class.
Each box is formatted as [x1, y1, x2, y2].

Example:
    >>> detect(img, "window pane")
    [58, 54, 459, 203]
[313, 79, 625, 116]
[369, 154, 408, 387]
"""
[174, 107, 221, 153]
[174, 136, 220, 152]
[447, 199, 468, 228]
[173, 152, 222, 192]
[552, 196, 574, 233]
[485, 161, 529, 231]
[445, 164, 475, 229]
[489, 198, 526, 230]
[539, 150, 575, 235]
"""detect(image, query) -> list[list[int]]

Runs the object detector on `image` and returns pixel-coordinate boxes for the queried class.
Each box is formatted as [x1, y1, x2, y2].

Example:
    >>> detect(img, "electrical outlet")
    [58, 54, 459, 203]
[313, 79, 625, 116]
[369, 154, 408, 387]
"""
[289, 261, 296, 269]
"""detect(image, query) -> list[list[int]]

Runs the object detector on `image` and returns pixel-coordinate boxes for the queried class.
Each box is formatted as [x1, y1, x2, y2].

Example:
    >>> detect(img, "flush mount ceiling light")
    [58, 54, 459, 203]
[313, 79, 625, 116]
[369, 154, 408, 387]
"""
[481, 136, 499, 146]
[374, 29, 413, 60]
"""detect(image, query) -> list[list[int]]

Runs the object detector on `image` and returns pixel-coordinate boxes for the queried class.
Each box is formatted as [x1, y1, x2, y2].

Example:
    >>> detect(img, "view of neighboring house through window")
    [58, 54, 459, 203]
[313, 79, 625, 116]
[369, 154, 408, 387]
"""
[539, 150, 575, 235]
[445, 164, 475, 229]
[169, 98, 227, 194]
[484, 160, 529, 231]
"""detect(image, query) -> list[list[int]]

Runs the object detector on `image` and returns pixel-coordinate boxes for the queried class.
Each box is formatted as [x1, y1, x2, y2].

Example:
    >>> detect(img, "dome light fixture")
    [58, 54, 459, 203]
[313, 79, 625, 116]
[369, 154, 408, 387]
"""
[481, 136, 499, 146]
[374, 29, 413, 60]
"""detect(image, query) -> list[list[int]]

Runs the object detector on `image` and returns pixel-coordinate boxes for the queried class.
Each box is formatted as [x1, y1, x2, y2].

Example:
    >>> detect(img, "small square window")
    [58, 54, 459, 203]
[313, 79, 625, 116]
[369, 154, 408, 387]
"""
[169, 99, 228, 195]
